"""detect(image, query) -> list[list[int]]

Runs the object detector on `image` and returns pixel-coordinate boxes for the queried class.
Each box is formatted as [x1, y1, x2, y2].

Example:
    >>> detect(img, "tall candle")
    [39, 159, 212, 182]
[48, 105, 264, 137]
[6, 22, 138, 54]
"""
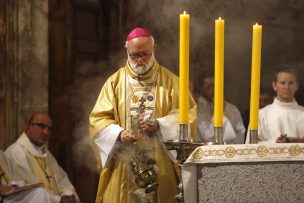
[214, 17, 224, 127]
[179, 11, 190, 124]
[249, 23, 262, 130]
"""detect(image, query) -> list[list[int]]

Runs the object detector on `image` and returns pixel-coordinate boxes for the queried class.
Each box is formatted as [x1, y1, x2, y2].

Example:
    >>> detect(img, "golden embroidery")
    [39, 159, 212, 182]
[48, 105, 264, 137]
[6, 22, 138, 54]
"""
[289, 145, 301, 156]
[188, 144, 304, 162]
[132, 95, 139, 103]
[257, 146, 268, 157]
[192, 148, 204, 159]
[224, 147, 236, 158]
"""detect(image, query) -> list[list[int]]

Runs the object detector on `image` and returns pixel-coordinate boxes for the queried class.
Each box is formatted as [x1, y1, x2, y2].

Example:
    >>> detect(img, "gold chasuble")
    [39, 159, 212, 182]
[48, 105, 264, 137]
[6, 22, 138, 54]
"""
[90, 61, 197, 203]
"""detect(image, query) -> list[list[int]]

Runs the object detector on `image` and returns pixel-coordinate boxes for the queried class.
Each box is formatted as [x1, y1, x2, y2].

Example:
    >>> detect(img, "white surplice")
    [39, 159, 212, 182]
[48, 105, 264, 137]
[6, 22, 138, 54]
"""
[5, 133, 80, 202]
[197, 96, 245, 144]
[0, 150, 57, 203]
[250, 97, 304, 143]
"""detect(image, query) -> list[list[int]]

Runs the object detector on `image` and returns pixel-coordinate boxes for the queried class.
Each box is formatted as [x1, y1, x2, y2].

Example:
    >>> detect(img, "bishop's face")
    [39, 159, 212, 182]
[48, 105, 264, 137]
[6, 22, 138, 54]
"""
[126, 37, 155, 75]
[272, 72, 298, 103]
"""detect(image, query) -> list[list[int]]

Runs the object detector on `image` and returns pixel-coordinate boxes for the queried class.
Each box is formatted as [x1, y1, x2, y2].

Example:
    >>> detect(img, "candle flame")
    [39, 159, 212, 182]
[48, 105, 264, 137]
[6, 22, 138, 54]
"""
[183, 11, 186, 14]
[255, 23, 258, 25]
[219, 17, 221, 20]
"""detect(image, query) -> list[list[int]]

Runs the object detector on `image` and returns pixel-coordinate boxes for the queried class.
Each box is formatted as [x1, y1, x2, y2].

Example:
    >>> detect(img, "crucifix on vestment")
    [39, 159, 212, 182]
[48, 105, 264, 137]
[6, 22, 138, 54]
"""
[44, 170, 52, 183]
[37, 158, 53, 183]
[138, 96, 147, 114]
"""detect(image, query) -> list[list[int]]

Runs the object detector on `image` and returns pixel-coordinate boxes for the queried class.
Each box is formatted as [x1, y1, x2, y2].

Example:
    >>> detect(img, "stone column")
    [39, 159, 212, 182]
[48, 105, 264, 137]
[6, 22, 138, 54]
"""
[6, 0, 48, 146]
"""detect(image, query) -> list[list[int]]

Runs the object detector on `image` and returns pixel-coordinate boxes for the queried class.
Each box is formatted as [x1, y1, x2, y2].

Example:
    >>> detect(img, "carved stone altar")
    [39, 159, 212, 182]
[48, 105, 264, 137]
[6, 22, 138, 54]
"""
[182, 143, 304, 203]
[198, 161, 304, 202]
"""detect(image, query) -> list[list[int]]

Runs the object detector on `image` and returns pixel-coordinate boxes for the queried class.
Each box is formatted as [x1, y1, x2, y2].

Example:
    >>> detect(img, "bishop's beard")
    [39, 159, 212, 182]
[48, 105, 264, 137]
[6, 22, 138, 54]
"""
[128, 53, 155, 76]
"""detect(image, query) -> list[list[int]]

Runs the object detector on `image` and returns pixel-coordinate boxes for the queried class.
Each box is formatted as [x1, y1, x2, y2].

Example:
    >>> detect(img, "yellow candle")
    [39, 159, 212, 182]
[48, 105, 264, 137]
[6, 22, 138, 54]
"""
[179, 11, 190, 124]
[214, 17, 224, 127]
[249, 23, 262, 130]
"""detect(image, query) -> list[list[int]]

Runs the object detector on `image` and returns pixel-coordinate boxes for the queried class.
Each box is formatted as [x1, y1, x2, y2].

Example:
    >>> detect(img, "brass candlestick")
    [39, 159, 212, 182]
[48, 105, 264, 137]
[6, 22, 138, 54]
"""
[163, 124, 203, 202]
[250, 129, 258, 144]
[214, 127, 224, 144]
[179, 124, 189, 141]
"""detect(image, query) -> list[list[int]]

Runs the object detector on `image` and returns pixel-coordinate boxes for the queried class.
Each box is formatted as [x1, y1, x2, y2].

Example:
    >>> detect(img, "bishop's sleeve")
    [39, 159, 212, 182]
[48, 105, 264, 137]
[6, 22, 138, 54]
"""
[89, 78, 118, 139]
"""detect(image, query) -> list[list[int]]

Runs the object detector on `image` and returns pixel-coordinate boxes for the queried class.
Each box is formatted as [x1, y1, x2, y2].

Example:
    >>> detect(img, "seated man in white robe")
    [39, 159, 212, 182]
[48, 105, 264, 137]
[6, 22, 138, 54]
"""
[196, 69, 245, 144]
[5, 112, 80, 203]
[0, 150, 54, 203]
[247, 67, 304, 143]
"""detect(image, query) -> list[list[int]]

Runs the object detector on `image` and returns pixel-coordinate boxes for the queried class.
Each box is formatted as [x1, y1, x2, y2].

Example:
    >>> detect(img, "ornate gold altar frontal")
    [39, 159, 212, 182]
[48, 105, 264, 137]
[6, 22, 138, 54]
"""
[186, 143, 304, 164]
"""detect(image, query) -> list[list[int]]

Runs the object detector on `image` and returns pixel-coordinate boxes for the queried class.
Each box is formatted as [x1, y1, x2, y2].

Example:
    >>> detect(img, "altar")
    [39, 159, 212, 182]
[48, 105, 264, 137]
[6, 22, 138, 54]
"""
[182, 143, 304, 203]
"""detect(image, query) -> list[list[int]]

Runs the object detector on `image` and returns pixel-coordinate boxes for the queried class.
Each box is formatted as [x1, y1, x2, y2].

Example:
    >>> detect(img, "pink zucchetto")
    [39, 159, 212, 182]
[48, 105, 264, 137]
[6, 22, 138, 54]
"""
[126, 27, 152, 41]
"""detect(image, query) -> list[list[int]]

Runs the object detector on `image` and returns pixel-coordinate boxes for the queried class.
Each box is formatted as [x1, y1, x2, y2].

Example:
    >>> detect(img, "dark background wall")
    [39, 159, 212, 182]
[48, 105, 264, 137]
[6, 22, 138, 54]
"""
[121, 0, 304, 112]
[0, 0, 6, 149]
[1, 0, 304, 202]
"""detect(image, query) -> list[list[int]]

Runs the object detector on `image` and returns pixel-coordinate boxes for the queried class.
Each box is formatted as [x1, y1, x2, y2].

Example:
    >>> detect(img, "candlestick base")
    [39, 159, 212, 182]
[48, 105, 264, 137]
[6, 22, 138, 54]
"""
[163, 139, 203, 202]
[214, 127, 224, 144]
[179, 124, 189, 141]
[250, 130, 258, 144]
[164, 139, 203, 164]
[163, 123, 203, 202]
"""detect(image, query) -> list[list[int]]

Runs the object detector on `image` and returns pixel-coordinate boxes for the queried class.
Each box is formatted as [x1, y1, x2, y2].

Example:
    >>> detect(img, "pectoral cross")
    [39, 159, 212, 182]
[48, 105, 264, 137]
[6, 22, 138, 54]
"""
[138, 96, 146, 114]
[44, 170, 52, 183]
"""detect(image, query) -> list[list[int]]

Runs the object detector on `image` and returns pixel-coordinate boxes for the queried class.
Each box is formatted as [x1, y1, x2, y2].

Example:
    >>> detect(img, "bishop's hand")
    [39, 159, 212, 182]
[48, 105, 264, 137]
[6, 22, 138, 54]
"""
[118, 130, 137, 144]
[138, 116, 159, 133]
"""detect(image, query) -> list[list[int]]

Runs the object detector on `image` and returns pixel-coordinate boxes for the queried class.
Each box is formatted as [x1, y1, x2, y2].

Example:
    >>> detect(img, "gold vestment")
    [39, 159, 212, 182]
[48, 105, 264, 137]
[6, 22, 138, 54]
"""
[90, 61, 197, 203]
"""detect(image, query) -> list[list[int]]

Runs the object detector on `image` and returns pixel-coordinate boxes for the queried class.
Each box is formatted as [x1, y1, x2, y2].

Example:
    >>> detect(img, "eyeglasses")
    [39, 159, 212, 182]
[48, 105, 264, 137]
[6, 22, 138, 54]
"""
[128, 51, 152, 60]
[31, 123, 52, 131]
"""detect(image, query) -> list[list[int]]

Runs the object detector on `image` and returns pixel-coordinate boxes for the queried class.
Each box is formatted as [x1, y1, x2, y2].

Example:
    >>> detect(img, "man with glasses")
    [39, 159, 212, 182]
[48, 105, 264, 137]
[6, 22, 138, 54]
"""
[195, 69, 245, 144]
[89, 27, 196, 203]
[5, 112, 80, 203]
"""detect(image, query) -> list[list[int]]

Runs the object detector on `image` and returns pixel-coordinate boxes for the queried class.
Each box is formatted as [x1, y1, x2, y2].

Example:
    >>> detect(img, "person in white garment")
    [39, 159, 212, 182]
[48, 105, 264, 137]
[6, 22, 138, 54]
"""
[196, 69, 245, 144]
[243, 87, 274, 139]
[5, 112, 80, 203]
[250, 67, 304, 143]
[0, 150, 55, 203]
